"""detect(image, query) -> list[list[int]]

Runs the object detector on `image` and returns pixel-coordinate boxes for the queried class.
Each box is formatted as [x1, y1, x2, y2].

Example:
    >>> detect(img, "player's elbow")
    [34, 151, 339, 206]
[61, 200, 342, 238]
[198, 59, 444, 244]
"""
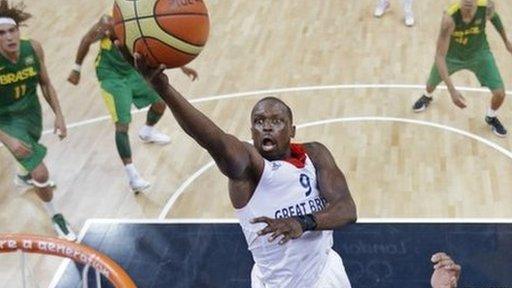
[345, 200, 357, 224]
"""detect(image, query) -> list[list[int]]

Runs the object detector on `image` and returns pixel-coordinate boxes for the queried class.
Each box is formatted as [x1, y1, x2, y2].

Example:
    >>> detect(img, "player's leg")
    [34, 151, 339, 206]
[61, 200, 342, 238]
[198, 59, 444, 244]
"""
[31, 162, 76, 241]
[101, 78, 150, 193]
[474, 51, 507, 137]
[130, 72, 171, 144]
[402, 0, 414, 26]
[413, 58, 463, 112]
[374, 0, 390, 18]
[413, 64, 441, 112]
[314, 250, 352, 288]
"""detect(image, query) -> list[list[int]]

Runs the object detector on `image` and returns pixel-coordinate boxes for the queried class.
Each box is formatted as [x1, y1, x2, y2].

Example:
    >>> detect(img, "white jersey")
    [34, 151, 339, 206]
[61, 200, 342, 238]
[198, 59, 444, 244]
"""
[235, 154, 334, 288]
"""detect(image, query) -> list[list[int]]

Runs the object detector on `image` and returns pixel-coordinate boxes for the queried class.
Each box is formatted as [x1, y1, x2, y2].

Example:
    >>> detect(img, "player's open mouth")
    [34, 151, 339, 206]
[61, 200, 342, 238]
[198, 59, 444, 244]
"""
[7, 43, 17, 49]
[262, 137, 276, 152]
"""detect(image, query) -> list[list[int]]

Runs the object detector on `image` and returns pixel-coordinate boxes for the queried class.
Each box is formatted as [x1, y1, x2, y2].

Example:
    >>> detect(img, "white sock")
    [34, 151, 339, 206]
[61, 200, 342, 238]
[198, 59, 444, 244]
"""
[402, 0, 413, 14]
[424, 91, 433, 98]
[140, 125, 154, 136]
[17, 165, 29, 177]
[124, 163, 140, 181]
[487, 108, 497, 118]
[44, 201, 58, 218]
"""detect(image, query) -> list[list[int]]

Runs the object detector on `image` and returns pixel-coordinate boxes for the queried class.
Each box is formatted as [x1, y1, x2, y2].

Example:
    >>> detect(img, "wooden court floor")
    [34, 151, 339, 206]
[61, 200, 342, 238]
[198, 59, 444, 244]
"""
[1, 0, 512, 286]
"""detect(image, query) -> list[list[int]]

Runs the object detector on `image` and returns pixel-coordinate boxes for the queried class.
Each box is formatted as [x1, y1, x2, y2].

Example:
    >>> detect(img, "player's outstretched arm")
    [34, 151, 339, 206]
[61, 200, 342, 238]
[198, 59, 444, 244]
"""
[435, 14, 466, 109]
[133, 54, 258, 180]
[487, 1, 512, 54]
[68, 16, 111, 85]
[305, 142, 357, 230]
[32, 40, 67, 140]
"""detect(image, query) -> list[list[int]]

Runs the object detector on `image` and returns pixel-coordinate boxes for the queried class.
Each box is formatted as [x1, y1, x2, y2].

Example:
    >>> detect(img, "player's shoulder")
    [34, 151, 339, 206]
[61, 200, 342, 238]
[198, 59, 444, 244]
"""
[446, 1, 461, 16]
[303, 142, 332, 159]
[445, 0, 489, 15]
[28, 39, 43, 56]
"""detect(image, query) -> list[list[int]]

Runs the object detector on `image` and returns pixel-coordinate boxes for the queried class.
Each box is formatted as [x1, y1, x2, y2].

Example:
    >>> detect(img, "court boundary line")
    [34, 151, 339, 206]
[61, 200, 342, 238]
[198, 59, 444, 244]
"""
[65, 218, 512, 224]
[158, 116, 512, 219]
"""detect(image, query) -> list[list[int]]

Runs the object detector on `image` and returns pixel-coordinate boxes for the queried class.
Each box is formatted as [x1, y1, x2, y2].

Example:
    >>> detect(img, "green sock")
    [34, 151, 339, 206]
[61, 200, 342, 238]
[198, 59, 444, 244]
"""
[146, 108, 163, 126]
[115, 131, 132, 159]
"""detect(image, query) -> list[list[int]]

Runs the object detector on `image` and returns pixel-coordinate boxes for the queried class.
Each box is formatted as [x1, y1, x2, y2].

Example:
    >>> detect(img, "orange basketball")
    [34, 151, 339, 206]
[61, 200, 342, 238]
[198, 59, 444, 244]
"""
[113, 0, 210, 68]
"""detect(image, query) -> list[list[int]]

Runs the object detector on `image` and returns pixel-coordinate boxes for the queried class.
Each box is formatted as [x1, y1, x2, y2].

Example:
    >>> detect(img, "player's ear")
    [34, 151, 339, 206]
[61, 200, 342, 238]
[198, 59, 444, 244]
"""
[290, 125, 296, 138]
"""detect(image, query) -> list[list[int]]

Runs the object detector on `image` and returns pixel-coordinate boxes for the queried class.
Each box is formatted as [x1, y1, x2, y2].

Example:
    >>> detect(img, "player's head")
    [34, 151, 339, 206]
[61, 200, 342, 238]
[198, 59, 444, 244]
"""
[460, 0, 477, 17]
[251, 97, 296, 161]
[0, 0, 31, 54]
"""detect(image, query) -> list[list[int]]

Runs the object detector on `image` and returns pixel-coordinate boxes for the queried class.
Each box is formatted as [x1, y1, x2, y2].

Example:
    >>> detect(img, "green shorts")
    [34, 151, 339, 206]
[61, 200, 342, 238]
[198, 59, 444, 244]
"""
[0, 104, 46, 172]
[427, 50, 504, 91]
[99, 71, 161, 124]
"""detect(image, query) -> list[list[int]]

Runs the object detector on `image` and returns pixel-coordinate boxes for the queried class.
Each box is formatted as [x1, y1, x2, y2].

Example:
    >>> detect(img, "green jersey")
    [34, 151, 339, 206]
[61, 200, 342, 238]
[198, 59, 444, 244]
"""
[95, 37, 136, 80]
[446, 0, 490, 60]
[0, 39, 41, 115]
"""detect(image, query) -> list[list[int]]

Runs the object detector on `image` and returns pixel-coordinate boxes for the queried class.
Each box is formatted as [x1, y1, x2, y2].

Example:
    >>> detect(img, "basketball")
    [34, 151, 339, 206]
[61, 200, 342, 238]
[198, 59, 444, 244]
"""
[113, 0, 210, 68]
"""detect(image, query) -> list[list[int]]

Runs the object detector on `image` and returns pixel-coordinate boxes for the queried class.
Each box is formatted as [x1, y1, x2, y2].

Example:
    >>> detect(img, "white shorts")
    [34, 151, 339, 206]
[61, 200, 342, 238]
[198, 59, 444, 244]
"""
[315, 249, 352, 288]
[251, 249, 351, 288]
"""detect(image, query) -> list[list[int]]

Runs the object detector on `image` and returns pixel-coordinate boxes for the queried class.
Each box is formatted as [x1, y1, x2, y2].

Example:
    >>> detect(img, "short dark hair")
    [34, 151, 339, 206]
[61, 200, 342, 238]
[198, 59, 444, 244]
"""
[0, 0, 31, 26]
[252, 96, 293, 122]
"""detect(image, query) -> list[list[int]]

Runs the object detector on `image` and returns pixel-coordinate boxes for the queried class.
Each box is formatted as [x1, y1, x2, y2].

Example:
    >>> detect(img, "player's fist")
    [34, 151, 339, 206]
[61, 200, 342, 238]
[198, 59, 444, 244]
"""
[430, 252, 461, 288]
[67, 70, 80, 85]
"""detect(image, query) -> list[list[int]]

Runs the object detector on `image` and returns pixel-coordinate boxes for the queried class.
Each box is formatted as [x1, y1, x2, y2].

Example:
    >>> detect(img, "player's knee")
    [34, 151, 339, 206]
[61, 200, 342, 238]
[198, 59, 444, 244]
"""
[493, 90, 506, 99]
[31, 165, 49, 184]
[152, 100, 166, 114]
[115, 123, 129, 133]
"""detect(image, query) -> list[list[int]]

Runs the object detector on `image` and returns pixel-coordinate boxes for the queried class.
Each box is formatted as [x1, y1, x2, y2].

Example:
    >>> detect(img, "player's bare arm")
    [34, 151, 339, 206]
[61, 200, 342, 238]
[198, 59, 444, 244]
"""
[67, 16, 112, 85]
[435, 14, 466, 109]
[134, 55, 263, 182]
[31, 40, 66, 139]
[487, 0, 512, 54]
[253, 142, 357, 244]
[304, 142, 357, 229]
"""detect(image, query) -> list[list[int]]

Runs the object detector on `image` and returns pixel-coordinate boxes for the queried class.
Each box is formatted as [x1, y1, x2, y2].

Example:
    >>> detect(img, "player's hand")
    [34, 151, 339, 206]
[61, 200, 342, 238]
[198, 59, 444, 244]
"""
[113, 40, 169, 91]
[449, 90, 467, 109]
[6, 138, 32, 158]
[251, 216, 303, 245]
[430, 252, 461, 288]
[133, 53, 169, 91]
[54, 114, 67, 140]
[180, 66, 198, 81]
[67, 70, 80, 85]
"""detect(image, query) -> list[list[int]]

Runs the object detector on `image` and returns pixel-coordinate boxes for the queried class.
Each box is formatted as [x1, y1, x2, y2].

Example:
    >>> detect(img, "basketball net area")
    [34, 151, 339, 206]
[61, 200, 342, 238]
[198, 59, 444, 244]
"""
[0, 234, 135, 288]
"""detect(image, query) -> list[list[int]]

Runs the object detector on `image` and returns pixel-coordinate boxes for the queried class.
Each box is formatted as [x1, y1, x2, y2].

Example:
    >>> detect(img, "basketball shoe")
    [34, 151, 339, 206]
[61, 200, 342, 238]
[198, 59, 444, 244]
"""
[52, 214, 77, 242]
[374, 0, 390, 17]
[130, 177, 151, 195]
[412, 95, 433, 112]
[138, 126, 171, 145]
[485, 116, 507, 137]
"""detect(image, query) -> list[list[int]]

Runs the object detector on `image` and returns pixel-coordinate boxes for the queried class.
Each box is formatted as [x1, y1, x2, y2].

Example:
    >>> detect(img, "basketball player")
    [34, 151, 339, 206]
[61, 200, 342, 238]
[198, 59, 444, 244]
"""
[413, 0, 512, 137]
[430, 252, 461, 288]
[67, 15, 198, 193]
[124, 51, 357, 287]
[0, 0, 75, 241]
[374, 0, 415, 27]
